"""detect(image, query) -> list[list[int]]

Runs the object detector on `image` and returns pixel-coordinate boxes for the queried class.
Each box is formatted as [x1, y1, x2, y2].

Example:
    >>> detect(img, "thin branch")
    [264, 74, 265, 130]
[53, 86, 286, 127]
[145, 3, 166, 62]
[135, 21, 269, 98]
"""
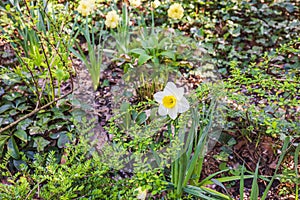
[0, 90, 72, 134]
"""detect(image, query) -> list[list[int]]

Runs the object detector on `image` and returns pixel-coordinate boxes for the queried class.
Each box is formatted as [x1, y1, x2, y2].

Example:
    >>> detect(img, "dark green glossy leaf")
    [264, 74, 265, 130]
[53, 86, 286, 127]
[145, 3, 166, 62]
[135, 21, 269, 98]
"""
[29, 126, 42, 135]
[0, 135, 9, 157]
[57, 133, 70, 148]
[7, 137, 20, 159]
[0, 87, 4, 96]
[0, 104, 13, 114]
[1, 116, 14, 125]
[13, 159, 27, 170]
[16, 103, 30, 112]
[33, 137, 50, 152]
[3, 92, 22, 101]
[49, 132, 61, 140]
[15, 97, 26, 107]
[16, 118, 33, 130]
[14, 130, 28, 142]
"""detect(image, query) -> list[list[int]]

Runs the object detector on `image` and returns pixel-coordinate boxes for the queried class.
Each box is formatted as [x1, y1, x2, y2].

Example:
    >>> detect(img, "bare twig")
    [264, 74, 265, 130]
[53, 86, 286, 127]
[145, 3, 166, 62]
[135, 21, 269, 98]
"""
[0, 90, 72, 134]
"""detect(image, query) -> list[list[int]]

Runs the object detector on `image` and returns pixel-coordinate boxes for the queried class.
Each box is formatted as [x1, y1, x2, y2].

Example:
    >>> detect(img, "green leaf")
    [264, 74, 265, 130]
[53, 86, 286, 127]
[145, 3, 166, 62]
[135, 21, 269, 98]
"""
[0, 87, 4, 96]
[200, 186, 232, 200]
[3, 92, 22, 101]
[49, 132, 60, 139]
[33, 137, 50, 152]
[130, 48, 147, 55]
[120, 102, 131, 130]
[250, 161, 259, 200]
[239, 165, 245, 200]
[29, 126, 42, 135]
[14, 130, 28, 142]
[0, 135, 9, 157]
[57, 133, 70, 148]
[160, 51, 176, 61]
[136, 112, 147, 125]
[261, 137, 290, 200]
[138, 54, 152, 66]
[211, 179, 230, 196]
[7, 137, 20, 159]
[16, 119, 33, 130]
[55, 68, 65, 82]
[13, 159, 27, 170]
[5, 4, 11, 11]
[183, 185, 217, 200]
[0, 104, 13, 114]
[295, 144, 300, 200]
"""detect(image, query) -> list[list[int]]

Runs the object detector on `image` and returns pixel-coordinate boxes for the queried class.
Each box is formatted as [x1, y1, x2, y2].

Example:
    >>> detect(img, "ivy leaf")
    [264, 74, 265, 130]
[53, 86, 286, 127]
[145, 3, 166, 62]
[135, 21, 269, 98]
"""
[57, 133, 70, 148]
[0, 135, 10, 157]
[3, 92, 22, 101]
[13, 159, 27, 170]
[14, 130, 28, 142]
[49, 132, 60, 140]
[16, 118, 33, 130]
[0, 104, 13, 114]
[33, 137, 50, 152]
[7, 137, 20, 159]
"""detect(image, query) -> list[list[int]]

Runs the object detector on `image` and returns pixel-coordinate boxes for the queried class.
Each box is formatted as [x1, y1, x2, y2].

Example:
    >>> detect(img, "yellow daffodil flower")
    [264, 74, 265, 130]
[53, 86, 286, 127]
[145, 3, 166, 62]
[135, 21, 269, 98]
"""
[167, 3, 184, 20]
[77, 0, 95, 17]
[105, 10, 120, 28]
[151, 0, 161, 8]
[154, 82, 189, 120]
[129, 0, 141, 7]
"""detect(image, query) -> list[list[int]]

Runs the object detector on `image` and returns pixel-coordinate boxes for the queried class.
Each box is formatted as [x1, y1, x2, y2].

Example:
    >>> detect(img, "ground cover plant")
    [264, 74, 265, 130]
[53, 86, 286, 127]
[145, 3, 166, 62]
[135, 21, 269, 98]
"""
[0, 0, 299, 199]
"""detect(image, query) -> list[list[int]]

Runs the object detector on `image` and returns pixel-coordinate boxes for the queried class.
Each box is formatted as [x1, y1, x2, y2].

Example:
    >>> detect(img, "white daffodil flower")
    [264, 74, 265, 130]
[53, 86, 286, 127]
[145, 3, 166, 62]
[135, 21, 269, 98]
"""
[154, 82, 189, 120]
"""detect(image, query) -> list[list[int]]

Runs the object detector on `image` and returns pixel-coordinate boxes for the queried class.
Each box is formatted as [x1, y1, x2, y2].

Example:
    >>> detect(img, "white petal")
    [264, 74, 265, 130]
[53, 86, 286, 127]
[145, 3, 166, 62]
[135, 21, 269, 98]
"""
[158, 105, 168, 116]
[165, 82, 184, 100]
[153, 91, 165, 104]
[168, 106, 178, 120]
[177, 97, 190, 113]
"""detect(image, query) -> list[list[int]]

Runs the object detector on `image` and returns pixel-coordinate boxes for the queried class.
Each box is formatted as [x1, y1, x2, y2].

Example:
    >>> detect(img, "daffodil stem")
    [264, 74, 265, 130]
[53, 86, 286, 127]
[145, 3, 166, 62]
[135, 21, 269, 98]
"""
[170, 118, 185, 197]
[151, 9, 155, 34]
[167, 122, 172, 142]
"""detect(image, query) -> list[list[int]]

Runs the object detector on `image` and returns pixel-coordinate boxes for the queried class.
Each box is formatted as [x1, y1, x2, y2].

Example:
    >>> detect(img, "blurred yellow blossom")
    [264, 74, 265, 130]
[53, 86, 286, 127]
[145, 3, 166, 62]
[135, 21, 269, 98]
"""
[151, 0, 161, 8]
[129, 0, 141, 7]
[105, 10, 120, 28]
[77, 0, 95, 16]
[167, 3, 184, 19]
